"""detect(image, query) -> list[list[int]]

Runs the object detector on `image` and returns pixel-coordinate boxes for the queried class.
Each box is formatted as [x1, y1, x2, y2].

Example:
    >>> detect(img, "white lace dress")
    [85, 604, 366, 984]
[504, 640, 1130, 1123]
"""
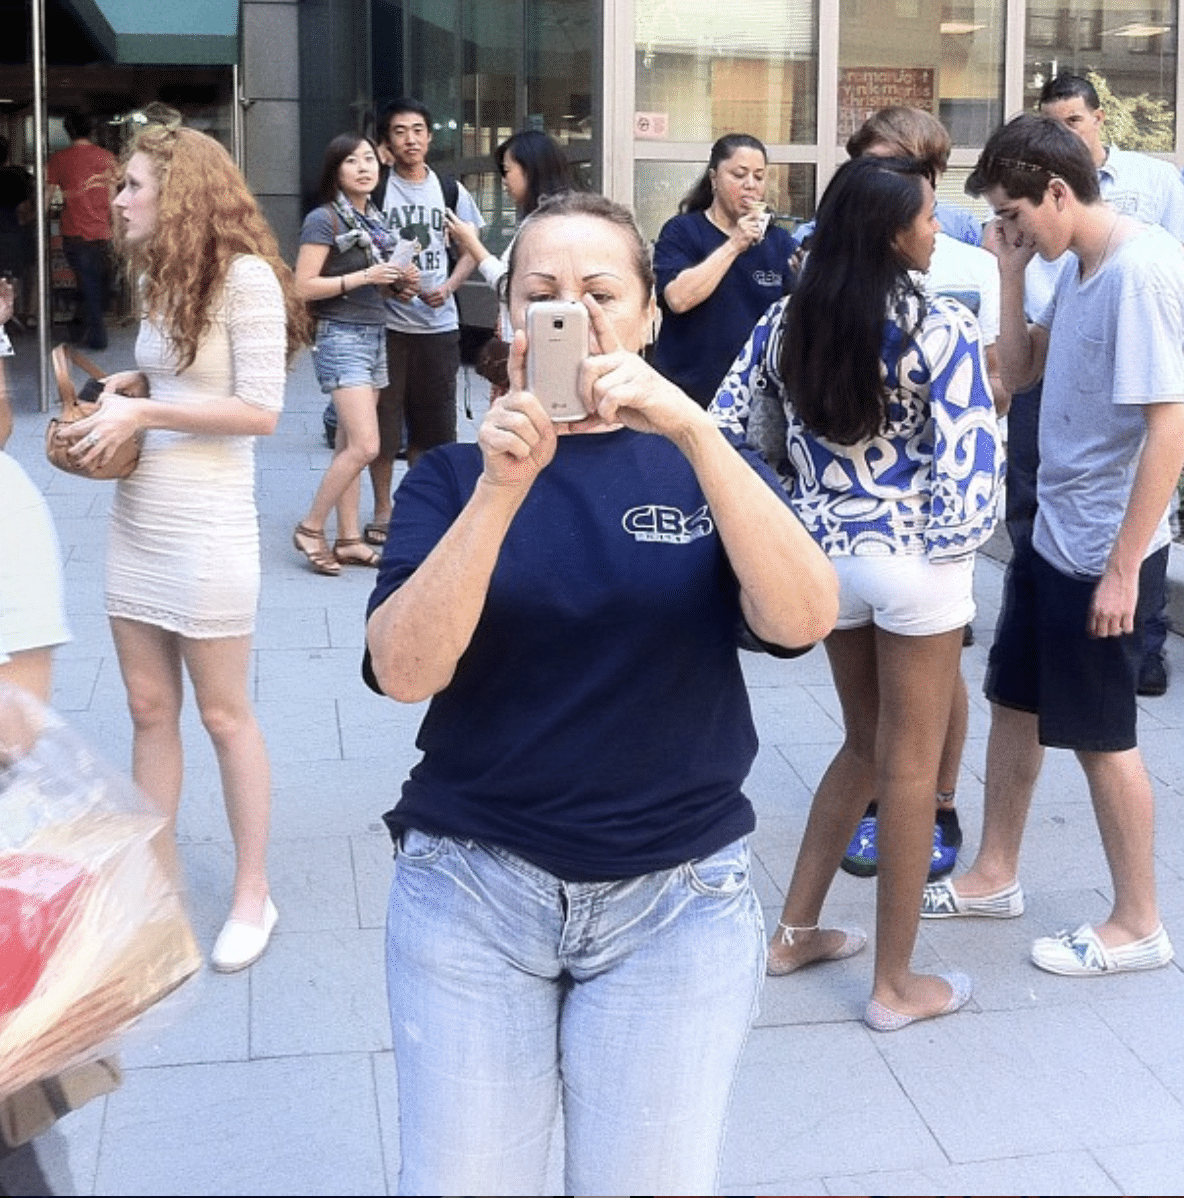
[105, 255, 286, 638]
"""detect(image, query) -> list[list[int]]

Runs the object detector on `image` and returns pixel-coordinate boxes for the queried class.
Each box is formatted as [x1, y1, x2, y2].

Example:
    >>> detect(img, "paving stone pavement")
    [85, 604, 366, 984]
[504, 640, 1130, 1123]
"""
[3, 326, 1184, 1195]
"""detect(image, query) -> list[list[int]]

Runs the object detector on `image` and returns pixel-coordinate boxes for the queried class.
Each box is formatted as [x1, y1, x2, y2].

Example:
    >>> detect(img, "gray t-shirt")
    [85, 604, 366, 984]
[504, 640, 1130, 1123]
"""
[300, 205, 388, 326]
[1023, 145, 1184, 320]
[380, 168, 484, 334]
[1034, 223, 1184, 577]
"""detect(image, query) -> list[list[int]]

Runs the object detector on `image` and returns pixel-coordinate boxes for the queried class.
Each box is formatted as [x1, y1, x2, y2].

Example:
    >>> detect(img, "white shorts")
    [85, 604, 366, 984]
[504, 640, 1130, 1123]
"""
[0, 453, 70, 664]
[833, 553, 975, 637]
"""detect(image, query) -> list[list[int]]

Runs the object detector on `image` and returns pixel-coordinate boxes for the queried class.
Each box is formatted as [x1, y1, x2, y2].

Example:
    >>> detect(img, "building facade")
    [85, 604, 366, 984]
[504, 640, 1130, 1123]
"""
[409, 0, 1182, 248]
[7, 0, 1183, 267]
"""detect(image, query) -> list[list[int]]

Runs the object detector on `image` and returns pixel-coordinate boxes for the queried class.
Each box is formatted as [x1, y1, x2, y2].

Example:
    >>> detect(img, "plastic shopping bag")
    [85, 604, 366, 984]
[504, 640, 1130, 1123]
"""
[0, 684, 202, 1100]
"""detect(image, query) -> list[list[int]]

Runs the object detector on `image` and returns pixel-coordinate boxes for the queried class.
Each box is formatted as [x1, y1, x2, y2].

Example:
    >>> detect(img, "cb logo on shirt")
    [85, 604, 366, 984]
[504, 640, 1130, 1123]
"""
[622, 503, 714, 544]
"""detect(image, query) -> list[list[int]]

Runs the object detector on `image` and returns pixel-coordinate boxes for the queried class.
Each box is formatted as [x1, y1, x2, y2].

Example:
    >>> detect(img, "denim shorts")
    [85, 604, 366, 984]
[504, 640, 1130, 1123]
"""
[311, 319, 388, 393]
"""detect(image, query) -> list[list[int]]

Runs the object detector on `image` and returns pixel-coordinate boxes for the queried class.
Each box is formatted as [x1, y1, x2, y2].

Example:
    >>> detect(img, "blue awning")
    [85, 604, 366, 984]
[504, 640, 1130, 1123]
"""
[61, 0, 239, 66]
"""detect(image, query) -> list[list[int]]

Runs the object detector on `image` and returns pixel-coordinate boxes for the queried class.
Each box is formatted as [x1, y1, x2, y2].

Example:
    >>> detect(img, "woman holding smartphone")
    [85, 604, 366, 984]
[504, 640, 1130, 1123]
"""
[712, 156, 1002, 1029]
[364, 191, 837, 1195]
[293, 133, 418, 574]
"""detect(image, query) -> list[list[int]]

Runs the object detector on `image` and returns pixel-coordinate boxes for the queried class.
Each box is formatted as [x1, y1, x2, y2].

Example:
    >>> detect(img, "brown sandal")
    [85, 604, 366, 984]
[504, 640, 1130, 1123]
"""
[334, 536, 381, 567]
[293, 523, 341, 575]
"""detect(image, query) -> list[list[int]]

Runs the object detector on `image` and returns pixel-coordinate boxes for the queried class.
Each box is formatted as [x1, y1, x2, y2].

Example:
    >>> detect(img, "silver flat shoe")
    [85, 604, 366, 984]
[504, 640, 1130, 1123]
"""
[864, 972, 973, 1032]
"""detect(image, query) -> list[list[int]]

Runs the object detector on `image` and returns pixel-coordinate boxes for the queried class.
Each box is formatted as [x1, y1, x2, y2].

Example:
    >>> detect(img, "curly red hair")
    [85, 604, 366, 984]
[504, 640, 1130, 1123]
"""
[117, 124, 309, 368]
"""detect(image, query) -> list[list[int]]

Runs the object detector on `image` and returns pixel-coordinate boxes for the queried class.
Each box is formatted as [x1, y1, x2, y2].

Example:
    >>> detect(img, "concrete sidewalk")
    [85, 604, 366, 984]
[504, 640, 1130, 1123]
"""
[3, 325, 1184, 1196]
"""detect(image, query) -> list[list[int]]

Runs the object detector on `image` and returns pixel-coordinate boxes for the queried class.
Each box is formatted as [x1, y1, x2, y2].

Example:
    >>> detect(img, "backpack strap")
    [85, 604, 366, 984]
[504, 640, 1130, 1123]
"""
[441, 173, 459, 214]
[370, 163, 390, 211]
[440, 173, 460, 272]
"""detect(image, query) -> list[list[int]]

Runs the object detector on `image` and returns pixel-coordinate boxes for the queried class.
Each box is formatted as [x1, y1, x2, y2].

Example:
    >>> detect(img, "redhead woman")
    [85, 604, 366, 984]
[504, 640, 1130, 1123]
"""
[713, 156, 1003, 1029]
[59, 123, 309, 972]
[365, 191, 837, 1194]
[293, 133, 418, 574]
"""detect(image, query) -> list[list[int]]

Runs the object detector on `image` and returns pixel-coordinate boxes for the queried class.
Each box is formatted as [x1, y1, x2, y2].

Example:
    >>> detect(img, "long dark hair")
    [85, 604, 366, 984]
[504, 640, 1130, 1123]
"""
[780, 156, 930, 445]
[494, 129, 574, 218]
[317, 133, 379, 205]
[680, 133, 768, 214]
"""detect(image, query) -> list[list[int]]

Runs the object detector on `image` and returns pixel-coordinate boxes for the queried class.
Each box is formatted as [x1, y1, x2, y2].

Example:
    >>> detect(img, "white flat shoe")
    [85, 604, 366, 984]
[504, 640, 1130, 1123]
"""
[210, 896, 278, 973]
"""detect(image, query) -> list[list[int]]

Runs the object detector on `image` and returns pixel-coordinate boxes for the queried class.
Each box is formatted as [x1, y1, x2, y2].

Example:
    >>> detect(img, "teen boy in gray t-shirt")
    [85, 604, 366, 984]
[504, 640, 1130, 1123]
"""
[921, 114, 1184, 979]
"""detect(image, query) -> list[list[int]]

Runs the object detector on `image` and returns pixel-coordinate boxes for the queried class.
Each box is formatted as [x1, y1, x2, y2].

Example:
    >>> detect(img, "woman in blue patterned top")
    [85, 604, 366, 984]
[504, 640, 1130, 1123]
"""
[712, 155, 1003, 1031]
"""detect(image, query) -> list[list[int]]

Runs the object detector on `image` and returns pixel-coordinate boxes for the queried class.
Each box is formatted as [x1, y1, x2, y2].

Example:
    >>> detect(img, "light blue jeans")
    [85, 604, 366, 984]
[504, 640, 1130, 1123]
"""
[385, 829, 765, 1196]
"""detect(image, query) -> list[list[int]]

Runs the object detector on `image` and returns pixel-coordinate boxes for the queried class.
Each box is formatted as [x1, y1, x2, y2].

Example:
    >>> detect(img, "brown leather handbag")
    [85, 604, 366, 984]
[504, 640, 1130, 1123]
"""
[45, 345, 140, 480]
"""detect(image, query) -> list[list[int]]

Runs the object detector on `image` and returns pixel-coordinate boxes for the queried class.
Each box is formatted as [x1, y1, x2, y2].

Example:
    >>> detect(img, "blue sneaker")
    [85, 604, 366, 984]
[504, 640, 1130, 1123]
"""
[928, 821, 959, 881]
[840, 815, 877, 877]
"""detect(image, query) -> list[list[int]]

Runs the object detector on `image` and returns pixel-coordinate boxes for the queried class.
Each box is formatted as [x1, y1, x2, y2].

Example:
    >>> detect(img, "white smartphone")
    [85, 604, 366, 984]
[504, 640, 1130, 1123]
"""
[526, 301, 590, 423]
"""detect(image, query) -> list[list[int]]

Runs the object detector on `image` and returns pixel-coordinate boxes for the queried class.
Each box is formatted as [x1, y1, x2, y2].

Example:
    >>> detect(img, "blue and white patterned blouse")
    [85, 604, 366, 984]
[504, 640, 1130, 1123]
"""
[710, 291, 1003, 562]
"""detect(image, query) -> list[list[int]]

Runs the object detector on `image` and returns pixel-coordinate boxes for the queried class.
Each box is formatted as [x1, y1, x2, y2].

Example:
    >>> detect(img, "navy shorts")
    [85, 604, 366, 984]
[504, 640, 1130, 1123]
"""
[985, 538, 1167, 752]
[311, 319, 388, 393]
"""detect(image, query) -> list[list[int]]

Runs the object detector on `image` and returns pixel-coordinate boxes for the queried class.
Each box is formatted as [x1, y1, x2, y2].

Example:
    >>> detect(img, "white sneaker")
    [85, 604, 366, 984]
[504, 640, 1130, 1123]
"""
[1031, 923, 1173, 976]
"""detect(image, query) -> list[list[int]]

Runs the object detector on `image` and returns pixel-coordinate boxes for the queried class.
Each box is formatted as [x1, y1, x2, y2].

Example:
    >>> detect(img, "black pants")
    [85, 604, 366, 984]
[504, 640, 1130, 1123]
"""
[377, 328, 460, 460]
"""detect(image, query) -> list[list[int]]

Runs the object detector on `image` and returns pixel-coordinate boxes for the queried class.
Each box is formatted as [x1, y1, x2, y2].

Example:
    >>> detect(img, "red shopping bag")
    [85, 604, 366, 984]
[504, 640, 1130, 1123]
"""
[0, 854, 89, 1016]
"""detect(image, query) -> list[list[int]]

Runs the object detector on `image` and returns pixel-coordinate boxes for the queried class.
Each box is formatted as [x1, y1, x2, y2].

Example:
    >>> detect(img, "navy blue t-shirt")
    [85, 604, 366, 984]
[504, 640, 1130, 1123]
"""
[365, 428, 791, 881]
[652, 211, 797, 407]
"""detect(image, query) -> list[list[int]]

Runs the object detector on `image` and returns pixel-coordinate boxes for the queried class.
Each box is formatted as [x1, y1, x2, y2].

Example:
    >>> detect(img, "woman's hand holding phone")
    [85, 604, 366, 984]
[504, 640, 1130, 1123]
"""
[477, 330, 557, 491]
[580, 296, 699, 440]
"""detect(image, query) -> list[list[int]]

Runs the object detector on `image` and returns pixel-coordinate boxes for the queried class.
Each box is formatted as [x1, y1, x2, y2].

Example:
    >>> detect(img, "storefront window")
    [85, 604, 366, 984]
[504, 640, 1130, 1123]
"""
[400, 0, 594, 253]
[1025, 0, 1177, 147]
[635, 0, 819, 144]
[838, 0, 1005, 146]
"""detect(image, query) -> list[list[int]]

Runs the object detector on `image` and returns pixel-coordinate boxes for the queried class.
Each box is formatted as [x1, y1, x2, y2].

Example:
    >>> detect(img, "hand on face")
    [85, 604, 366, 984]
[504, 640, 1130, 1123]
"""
[983, 216, 1038, 274]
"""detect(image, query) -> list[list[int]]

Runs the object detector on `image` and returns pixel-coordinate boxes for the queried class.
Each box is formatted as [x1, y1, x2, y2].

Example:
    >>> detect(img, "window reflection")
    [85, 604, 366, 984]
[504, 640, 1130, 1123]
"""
[1025, 0, 1177, 147]
[635, 0, 819, 143]
[839, 0, 1005, 146]
[402, 1, 594, 177]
